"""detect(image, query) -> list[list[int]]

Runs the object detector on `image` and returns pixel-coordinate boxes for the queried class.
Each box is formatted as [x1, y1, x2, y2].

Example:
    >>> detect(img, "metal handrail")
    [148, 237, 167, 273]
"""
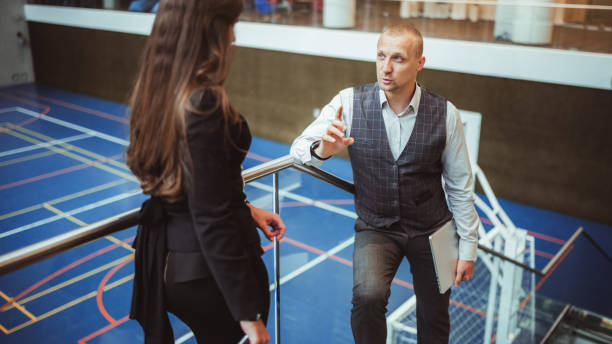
[0, 155, 278, 274]
[0, 209, 139, 275]
[0, 154, 607, 278]
[540, 304, 572, 344]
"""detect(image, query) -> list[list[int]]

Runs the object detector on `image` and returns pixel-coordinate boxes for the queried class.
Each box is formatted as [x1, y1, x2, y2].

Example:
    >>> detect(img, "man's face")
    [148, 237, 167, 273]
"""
[376, 33, 425, 95]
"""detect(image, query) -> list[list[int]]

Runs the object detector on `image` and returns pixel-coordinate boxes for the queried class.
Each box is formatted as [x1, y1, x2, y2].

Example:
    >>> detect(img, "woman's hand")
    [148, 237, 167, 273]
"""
[247, 202, 286, 241]
[239, 319, 269, 344]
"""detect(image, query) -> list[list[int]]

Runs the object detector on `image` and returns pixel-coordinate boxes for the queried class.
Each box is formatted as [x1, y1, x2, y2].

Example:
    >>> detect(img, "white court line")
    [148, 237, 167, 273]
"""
[0, 107, 18, 114]
[15, 107, 129, 146]
[0, 190, 141, 240]
[270, 236, 355, 291]
[249, 181, 357, 284]
[249, 181, 357, 219]
[177, 181, 358, 344]
[0, 133, 91, 158]
[175, 332, 194, 344]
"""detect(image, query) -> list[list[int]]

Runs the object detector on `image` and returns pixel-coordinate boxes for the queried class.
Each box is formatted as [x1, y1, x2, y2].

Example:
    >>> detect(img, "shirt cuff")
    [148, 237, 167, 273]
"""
[458, 239, 478, 261]
[306, 153, 325, 167]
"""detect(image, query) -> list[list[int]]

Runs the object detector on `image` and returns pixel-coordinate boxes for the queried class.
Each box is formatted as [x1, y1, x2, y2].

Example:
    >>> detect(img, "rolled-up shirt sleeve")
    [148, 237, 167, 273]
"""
[442, 102, 479, 261]
[290, 90, 351, 167]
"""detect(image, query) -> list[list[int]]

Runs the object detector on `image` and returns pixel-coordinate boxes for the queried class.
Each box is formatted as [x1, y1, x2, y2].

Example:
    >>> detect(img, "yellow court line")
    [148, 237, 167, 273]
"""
[0, 150, 57, 167]
[0, 324, 8, 335]
[0, 179, 130, 221]
[42, 203, 134, 252]
[13, 125, 131, 172]
[2, 273, 134, 334]
[0, 290, 37, 322]
[3, 129, 136, 181]
[103, 236, 135, 252]
[2, 254, 134, 312]
[43, 203, 87, 226]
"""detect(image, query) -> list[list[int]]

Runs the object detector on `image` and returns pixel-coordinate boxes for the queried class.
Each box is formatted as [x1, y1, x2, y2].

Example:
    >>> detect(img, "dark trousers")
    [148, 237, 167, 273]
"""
[351, 220, 451, 344]
[164, 255, 269, 344]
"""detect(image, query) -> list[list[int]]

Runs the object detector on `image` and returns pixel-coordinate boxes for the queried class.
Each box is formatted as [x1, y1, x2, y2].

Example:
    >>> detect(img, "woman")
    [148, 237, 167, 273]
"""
[126, 1, 285, 343]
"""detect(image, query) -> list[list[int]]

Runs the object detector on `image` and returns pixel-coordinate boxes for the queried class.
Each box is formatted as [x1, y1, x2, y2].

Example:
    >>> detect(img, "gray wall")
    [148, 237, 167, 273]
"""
[0, 0, 35, 87]
[27, 22, 612, 225]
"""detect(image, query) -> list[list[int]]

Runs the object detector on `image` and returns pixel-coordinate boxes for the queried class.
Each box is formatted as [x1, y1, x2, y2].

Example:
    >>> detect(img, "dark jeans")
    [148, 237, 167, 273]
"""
[164, 254, 270, 344]
[351, 219, 451, 344]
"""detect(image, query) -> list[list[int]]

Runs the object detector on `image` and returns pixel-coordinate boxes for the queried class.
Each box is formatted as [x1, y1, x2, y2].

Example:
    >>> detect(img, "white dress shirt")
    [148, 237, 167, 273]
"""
[290, 84, 479, 261]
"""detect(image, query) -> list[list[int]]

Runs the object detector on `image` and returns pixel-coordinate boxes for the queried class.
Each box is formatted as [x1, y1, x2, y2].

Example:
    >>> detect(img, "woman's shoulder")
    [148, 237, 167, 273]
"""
[185, 89, 225, 131]
[185, 89, 247, 135]
[188, 89, 220, 116]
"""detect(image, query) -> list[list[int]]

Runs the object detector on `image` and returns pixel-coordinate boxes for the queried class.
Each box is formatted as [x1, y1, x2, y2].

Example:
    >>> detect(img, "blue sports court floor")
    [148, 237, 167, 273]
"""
[0, 84, 610, 343]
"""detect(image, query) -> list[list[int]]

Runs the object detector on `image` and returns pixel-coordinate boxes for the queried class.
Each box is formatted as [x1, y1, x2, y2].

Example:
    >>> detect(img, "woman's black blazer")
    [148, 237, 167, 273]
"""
[164, 90, 266, 322]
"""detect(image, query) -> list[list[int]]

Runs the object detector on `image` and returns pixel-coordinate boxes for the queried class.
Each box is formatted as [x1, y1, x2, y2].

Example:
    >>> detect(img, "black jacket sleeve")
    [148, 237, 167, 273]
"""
[184, 103, 264, 321]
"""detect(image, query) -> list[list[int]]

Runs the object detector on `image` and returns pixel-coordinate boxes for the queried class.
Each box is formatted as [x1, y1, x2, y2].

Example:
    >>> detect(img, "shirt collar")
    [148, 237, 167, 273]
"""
[379, 83, 421, 117]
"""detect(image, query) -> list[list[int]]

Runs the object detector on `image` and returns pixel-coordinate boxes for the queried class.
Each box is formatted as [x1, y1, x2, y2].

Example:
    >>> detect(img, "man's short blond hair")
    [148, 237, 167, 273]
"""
[382, 24, 423, 58]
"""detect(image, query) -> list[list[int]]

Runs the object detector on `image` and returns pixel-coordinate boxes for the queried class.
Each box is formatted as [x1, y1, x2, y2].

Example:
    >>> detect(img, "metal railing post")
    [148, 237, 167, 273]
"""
[273, 171, 281, 344]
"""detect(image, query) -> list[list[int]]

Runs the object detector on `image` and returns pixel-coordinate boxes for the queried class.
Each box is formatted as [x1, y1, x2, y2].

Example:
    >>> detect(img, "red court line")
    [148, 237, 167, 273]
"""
[97, 256, 134, 325]
[282, 236, 489, 316]
[77, 314, 130, 344]
[450, 299, 487, 317]
[524, 247, 556, 259]
[0, 236, 135, 312]
[282, 237, 353, 267]
[535, 250, 555, 259]
[15, 90, 129, 125]
[480, 216, 566, 245]
[0, 106, 50, 134]
[480, 217, 494, 226]
[391, 278, 414, 289]
[0, 154, 122, 191]
[535, 245, 573, 291]
[0, 92, 51, 132]
[0, 91, 48, 109]
[527, 230, 566, 245]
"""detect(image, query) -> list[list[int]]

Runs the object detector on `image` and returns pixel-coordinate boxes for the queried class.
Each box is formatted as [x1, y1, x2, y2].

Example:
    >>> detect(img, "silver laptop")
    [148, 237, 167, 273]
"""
[429, 220, 459, 294]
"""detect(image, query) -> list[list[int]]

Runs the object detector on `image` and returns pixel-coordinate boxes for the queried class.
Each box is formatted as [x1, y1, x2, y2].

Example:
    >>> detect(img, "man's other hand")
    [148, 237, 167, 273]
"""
[454, 260, 474, 288]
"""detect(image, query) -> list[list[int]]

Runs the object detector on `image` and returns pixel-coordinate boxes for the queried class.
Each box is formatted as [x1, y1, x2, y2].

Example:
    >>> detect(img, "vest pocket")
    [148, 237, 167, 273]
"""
[414, 190, 433, 206]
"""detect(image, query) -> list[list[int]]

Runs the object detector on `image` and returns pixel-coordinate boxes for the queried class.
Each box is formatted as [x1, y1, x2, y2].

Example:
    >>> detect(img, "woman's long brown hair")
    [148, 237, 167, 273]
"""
[126, 0, 243, 202]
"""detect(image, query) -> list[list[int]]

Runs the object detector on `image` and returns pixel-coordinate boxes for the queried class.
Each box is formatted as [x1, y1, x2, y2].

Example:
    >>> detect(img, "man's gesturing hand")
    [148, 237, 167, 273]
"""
[315, 106, 355, 159]
[454, 260, 474, 288]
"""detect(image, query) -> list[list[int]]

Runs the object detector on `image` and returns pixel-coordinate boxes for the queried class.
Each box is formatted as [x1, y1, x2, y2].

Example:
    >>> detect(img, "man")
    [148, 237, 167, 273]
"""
[290, 24, 479, 343]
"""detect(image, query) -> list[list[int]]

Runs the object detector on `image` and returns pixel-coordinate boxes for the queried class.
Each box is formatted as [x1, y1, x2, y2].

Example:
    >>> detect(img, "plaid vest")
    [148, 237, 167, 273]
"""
[348, 83, 452, 232]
